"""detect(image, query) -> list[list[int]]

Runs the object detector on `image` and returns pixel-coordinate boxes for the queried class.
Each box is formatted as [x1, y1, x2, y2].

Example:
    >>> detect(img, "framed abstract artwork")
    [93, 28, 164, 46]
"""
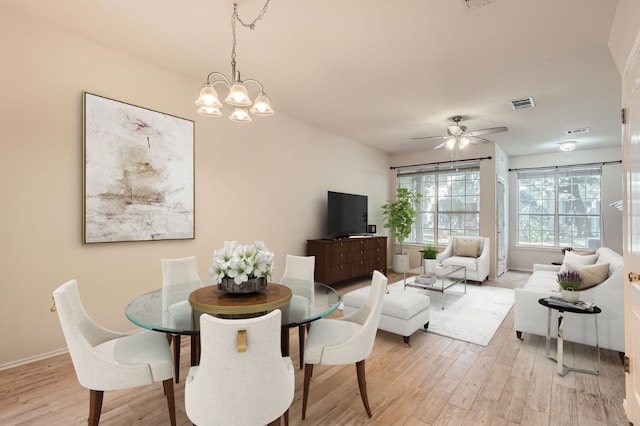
[82, 92, 195, 243]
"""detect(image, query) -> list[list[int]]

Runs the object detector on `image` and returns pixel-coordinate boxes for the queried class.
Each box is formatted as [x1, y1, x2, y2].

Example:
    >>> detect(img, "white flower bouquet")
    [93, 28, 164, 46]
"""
[209, 240, 274, 285]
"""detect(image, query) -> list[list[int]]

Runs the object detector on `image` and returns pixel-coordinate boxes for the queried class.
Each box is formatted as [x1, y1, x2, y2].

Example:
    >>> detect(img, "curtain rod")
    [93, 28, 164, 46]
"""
[508, 160, 621, 172]
[390, 156, 492, 170]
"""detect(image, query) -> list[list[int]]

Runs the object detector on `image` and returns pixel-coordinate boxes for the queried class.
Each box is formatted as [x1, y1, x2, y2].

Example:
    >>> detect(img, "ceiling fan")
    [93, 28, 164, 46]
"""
[412, 115, 508, 150]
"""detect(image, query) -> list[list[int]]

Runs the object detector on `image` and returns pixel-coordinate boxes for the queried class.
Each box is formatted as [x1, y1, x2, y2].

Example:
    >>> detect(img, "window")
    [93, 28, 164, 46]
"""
[397, 162, 480, 245]
[517, 165, 601, 249]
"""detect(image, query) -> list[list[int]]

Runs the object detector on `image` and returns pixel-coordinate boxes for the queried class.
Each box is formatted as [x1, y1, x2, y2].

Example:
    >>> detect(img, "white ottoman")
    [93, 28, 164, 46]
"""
[343, 285, 430, 346]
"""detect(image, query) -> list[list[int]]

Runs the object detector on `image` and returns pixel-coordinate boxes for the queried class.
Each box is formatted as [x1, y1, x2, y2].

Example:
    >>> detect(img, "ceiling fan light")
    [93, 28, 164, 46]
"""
[560, 142, 576, 151]
[459, 137, 470, 148]
[445, 138, 456, 149]
[195, 84, 222, 108]
[250, 94, 274, 116]
[448, 125, 464, 137]
[225, 83, 252, 107]
[229, 107, 252, 123]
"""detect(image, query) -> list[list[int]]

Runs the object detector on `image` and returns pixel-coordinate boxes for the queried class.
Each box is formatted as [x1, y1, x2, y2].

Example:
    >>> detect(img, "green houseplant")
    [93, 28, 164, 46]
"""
[420, 245, 438, 259]
[381, 187, 422, 272]
[420, 244, 439, 274]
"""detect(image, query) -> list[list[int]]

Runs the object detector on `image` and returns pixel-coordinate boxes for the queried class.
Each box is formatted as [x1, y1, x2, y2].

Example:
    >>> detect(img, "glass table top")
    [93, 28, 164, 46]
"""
[125, 277, 341, 335]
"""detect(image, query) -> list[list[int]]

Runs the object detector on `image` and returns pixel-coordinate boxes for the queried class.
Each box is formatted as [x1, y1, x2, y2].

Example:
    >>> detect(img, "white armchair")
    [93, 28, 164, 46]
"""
[436, 236, 490, 282]
[53, 279, 176, 426]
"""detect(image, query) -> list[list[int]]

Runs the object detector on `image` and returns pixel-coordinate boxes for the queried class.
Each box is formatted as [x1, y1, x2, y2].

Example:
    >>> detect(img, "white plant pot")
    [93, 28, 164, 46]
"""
[423, 259, 438, 274]
[561, 289, 580, 303]
[393, 251, 410, 273]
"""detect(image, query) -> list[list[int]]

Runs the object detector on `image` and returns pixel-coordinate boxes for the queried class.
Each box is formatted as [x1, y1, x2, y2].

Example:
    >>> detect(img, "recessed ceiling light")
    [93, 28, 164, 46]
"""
[559, 142, 577, 151]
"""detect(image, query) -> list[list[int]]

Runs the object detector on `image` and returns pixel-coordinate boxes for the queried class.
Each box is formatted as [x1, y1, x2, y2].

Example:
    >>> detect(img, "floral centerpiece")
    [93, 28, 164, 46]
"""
[557, 270, 582, 302]
[209, 240, 274, 293]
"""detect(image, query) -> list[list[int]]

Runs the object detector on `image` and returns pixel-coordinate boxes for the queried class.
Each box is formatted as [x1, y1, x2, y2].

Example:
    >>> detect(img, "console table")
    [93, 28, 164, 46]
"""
[307, 236, 387, 285]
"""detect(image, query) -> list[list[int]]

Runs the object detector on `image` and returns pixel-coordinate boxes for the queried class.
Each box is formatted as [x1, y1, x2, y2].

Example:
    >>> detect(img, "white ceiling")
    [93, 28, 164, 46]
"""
[3, 0, 622, 157]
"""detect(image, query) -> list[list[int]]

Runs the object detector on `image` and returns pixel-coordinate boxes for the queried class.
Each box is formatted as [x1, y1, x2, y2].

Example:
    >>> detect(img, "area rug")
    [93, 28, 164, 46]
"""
[388, 278, 514, 346]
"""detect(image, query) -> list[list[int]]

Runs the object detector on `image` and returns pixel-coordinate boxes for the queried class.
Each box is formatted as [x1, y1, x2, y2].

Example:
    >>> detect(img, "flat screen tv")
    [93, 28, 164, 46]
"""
[327, 191, 368, 239]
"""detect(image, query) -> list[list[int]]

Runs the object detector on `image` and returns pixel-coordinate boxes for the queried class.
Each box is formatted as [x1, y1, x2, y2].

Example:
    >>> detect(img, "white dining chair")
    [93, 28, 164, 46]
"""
[302, 270, 387, 419]
[53, 279, 176, 426]
[185, 309, 295, 426]
[161, 255, 201, 383]
[282, 254, 315, 368]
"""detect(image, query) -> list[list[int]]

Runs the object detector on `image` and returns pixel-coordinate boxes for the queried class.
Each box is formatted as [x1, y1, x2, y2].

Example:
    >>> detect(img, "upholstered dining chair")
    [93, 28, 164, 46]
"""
[184, 309, 295, 426]
[282, 254, 315, 368]
[302, 270, 387, 419]
[161, 255, 201, 383]
[53, 279, 176, 426]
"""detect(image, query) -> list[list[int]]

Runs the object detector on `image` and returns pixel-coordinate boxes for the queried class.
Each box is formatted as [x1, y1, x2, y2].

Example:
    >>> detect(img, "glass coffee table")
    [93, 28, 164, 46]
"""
[404, 265, 466, 309]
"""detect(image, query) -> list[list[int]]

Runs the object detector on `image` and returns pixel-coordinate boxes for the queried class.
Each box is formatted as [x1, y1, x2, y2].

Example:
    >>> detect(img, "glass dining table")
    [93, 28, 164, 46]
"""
[125, 276, 342, 364]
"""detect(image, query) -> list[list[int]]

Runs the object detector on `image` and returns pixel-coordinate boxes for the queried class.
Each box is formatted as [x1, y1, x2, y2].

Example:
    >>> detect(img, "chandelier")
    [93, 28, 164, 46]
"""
[195, 1, 274, 123]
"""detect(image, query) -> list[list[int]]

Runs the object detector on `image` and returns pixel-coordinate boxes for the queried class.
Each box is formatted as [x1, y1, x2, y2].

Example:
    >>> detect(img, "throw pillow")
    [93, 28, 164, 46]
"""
[454, 238, 480, 258]
[560, 250, 599, 272]
[574, 250, 597, 256]
[565, 262, 610, 290]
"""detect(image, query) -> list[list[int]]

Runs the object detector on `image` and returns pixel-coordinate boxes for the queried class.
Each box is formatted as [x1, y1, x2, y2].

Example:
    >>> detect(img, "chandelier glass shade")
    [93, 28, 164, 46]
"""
[195, 2, 273, 122]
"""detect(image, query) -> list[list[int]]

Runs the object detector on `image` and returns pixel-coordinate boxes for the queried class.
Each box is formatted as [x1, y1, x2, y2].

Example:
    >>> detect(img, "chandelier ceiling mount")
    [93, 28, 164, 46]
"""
[195, 1, 273, 123]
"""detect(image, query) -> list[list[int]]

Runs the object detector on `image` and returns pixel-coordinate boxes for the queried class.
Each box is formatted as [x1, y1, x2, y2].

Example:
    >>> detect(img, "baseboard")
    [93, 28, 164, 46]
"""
[0, 348, 69, 372]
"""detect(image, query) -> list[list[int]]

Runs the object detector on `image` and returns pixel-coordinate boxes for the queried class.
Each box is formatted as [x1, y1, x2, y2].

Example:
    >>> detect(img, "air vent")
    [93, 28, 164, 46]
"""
[511, 97, 535, 110]
[566, 127, 590, 135]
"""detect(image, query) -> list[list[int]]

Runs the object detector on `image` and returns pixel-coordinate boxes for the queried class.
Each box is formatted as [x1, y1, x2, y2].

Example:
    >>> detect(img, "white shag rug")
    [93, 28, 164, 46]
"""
[389, 278, 514, 346]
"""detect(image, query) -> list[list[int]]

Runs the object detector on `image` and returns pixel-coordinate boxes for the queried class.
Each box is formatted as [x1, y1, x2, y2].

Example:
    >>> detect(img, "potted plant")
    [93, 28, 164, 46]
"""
[209, 240, 274, 293]
[420, 245, 439, 274]
[381, 187, 422, 273]
[556, 270, 582, 303]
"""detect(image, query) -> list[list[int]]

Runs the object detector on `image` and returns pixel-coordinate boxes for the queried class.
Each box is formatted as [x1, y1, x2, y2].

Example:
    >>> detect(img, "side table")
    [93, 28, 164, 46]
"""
[538, 298, 601, 376]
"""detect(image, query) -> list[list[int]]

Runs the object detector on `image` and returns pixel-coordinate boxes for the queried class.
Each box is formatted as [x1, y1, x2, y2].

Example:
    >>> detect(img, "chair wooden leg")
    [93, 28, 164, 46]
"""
[88, 389, 103, 426]
[172, 335, 181, 383]
[163, 378, 177, 426]
[302, 364, 314, 420]
[356, 360, 372, 417]
[298, 325, 305, 369]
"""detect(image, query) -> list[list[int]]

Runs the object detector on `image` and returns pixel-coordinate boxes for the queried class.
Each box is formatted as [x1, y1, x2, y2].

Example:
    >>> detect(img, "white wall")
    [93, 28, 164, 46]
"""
[507, 148, 622, 271]
[0, 7, 390, 367]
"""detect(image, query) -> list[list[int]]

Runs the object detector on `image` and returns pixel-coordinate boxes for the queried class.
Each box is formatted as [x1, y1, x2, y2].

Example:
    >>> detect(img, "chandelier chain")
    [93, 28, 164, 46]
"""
[230, 1, 271, 70]
[234, 0, 271, 29]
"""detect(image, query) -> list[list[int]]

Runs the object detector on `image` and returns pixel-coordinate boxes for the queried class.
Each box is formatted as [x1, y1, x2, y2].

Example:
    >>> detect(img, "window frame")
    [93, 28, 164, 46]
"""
[397, 163, 481, 246]
[516, 165, 602, 249]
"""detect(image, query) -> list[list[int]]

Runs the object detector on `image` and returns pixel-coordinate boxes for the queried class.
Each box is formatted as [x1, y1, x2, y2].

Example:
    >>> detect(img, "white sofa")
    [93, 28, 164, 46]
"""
[436, 236, 490, 283]
[514, 247, 624, 352]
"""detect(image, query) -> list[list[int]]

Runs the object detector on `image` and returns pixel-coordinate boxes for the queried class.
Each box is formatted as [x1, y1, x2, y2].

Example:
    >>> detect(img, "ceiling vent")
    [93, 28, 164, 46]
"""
[511, 97, 535, 110]
[566, 127, 590, 135]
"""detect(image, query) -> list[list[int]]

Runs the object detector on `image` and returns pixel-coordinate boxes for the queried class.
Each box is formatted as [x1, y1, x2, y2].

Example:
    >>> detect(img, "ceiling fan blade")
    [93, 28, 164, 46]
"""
[432, 141, 447, 150]
[466, 126, 508, 137]
[469, 136, 492, 144]
[412, 135, 447, 140]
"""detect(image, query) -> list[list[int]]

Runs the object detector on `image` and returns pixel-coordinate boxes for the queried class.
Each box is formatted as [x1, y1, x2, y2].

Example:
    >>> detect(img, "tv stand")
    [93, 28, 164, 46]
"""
[307, 236, 387, 286]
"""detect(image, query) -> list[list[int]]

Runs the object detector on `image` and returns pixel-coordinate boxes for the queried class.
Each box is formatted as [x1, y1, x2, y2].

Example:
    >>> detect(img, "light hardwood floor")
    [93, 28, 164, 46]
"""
[0, 271, 628, 425]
